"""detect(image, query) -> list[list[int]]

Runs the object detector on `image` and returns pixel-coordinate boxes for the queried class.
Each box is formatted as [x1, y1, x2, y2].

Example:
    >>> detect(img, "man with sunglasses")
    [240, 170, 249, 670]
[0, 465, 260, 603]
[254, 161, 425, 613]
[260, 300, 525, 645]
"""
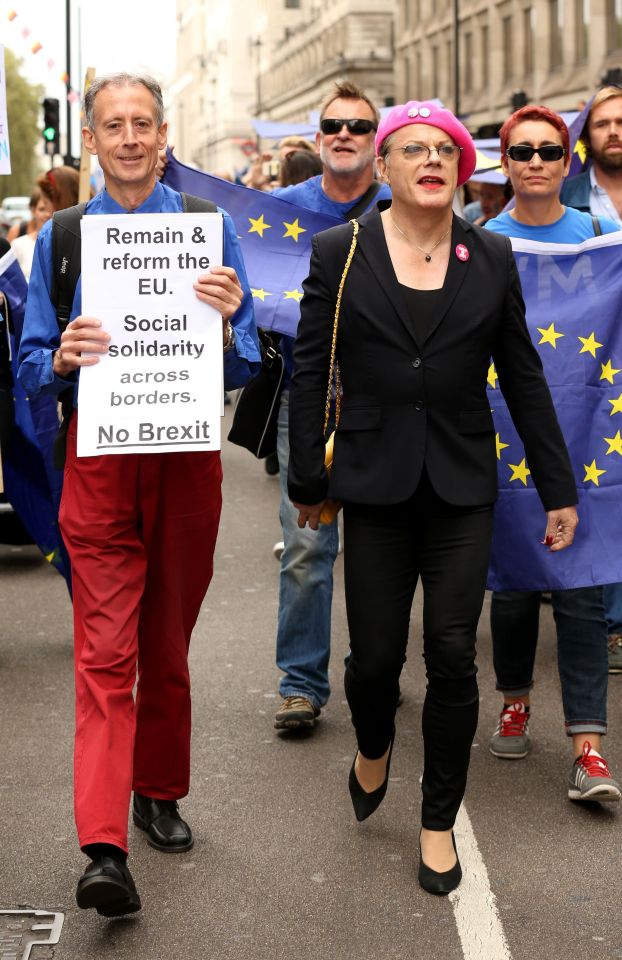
[484, 105, 621, 804]
[270, 81, 391, 732]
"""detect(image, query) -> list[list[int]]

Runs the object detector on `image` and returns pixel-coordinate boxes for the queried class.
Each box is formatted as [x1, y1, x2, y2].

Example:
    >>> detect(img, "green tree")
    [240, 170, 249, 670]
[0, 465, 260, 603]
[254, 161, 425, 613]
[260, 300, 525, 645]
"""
[1, 47, 43, 201]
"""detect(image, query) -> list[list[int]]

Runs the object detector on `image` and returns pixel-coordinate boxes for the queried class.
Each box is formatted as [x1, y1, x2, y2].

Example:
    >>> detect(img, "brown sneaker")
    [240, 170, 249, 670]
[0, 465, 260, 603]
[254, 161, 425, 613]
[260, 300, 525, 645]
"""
[274, 695, 320, 730]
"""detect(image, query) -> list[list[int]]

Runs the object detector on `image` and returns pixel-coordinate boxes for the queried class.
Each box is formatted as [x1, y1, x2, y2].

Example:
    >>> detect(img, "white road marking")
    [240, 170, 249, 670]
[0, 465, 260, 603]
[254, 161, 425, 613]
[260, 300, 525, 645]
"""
[449, 804, 513, 960]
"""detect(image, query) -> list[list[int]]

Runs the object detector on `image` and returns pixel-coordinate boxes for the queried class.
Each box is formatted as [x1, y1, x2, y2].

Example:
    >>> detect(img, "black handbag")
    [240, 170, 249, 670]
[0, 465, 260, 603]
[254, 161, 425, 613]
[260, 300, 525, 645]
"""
[227, 331, 285, 458]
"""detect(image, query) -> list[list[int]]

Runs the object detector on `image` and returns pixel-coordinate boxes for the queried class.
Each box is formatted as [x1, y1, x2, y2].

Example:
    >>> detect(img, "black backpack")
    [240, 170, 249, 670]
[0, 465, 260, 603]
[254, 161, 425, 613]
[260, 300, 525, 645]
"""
[50, 192, 217, 468]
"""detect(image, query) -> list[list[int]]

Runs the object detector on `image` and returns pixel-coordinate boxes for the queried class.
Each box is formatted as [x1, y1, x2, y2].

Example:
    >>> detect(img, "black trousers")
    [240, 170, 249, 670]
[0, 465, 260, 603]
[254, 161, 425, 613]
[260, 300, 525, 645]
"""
[343, 473, 493, 831]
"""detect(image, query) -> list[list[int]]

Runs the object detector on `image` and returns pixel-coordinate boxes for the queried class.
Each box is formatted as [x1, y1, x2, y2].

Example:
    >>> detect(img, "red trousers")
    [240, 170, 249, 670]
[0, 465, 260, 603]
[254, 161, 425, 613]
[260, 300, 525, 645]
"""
[59, 416, 222, 852]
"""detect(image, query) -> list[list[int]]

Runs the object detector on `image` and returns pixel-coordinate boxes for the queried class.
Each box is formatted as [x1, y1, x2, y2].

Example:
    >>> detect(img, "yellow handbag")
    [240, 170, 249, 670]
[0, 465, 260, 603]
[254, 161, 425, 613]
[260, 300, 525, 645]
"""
[319, 219, 359, 525]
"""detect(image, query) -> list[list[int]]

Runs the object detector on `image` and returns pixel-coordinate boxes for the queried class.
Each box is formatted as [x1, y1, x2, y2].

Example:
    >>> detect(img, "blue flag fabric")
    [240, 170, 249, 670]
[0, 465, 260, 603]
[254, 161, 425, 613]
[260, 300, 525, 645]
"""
[162, 149, 339, 337]
[488, 233, 622, 591]
[0, 250, 71, 585]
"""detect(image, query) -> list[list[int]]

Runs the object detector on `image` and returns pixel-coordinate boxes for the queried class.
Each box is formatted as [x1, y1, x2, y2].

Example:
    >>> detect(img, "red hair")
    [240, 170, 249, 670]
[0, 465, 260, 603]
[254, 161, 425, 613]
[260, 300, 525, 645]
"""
[500, 105, 569, 157]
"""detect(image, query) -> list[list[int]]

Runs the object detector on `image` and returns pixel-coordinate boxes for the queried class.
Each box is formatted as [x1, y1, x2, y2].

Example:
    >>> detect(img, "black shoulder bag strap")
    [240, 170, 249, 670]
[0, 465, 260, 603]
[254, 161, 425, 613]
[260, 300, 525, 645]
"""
[592, 215, 603, 237]
[347, 181, 381, 220]
[181, 193, 218, 214]
[51, 202, 88, 470]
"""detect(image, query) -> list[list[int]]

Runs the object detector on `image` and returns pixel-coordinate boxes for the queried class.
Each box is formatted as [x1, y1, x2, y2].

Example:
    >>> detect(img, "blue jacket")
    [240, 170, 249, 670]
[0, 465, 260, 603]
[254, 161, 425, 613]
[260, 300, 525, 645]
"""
[560, 171, 591, 213]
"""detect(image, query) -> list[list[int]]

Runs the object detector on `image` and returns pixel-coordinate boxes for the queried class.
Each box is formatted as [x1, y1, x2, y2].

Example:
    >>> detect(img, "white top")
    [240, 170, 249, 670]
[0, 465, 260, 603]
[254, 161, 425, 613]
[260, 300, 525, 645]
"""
[11, 231, 37, 280]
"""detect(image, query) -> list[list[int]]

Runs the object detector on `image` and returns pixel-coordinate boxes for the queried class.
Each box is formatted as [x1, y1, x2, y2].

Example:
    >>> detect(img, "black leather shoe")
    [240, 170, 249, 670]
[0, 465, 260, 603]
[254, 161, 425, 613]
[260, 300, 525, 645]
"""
[348, 737, 394, 822]
[418, 831, 462, 895]
[133, 793, 193, 853]
[76, 857, 141, 916]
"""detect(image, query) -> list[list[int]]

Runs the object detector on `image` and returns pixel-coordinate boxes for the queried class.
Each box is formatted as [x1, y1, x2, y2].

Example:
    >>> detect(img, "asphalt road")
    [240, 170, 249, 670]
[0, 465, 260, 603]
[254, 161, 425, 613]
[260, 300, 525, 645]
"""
[1, 402, 621, 960]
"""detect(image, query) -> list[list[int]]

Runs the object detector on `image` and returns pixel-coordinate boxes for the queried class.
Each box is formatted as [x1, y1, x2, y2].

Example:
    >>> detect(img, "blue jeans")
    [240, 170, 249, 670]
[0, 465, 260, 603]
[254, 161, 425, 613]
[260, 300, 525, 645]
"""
[275, 392, 339, 709]
[490, 587, 608, 736]
[604, 582, 622, 634]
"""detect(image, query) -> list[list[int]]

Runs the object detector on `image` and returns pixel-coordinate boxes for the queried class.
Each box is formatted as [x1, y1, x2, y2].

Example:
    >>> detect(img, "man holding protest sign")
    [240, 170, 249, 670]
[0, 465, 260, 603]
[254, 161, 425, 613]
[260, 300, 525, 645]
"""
[18, 73, 260, 916]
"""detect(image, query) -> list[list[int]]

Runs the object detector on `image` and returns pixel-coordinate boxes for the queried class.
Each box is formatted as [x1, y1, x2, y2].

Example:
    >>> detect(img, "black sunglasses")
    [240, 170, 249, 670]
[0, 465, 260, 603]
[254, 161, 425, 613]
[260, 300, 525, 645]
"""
[506, 144, 566, 162]
[320, 118, 377, 136]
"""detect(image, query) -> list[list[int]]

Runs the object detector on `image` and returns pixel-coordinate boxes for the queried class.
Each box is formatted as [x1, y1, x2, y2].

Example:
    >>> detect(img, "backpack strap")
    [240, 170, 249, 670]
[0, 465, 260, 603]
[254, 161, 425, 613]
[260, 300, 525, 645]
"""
[591, 215, 603, 237]
[51, 202, 88, 331]
[181, 192, 218, 214]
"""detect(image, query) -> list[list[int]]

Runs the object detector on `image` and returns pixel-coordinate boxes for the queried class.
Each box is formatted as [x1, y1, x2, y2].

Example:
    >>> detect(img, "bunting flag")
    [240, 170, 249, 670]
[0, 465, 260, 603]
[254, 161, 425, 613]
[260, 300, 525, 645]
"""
[162, 149, 339, 337]
[0, 249, 71, 586]
[3, 6, 82, 101]
[487, 232, 622, 591]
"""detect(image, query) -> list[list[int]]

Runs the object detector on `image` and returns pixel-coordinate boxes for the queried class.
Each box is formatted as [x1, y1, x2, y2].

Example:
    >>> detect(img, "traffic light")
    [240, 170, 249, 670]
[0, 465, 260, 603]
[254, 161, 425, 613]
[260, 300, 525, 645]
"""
[42, 97, 60, 155]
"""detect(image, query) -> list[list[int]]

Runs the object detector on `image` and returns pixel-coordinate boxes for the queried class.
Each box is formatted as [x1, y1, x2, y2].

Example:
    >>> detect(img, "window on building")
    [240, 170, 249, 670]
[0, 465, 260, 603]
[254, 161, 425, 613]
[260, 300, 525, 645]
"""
[432, 45, 439, 97]
[284, 0, 300, 7]
[502, 15, 513, 82]
[464, 32, 473, 92]
[416, 48, 422, 98]
[574, 0, 589, 61]
[481, 22, 489, 88]
[607, 0, 622, 50]
[549, 0, 564, 68]
[446, 37, 453, 102]
[523, 7, 534, 75]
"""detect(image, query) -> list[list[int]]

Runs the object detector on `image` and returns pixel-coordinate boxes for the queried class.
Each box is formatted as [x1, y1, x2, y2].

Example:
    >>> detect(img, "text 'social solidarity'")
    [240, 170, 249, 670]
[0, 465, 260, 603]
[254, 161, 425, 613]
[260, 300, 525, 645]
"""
[107, 313, 205, 360]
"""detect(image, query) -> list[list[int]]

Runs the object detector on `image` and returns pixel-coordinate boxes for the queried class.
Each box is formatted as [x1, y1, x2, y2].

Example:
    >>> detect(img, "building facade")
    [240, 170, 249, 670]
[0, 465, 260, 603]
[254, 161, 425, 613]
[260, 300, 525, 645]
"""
[169, 0, 397, 174]
[256, 0, 397, 121]
[393, 0, 622, 132]
[170, 0, 266, 175]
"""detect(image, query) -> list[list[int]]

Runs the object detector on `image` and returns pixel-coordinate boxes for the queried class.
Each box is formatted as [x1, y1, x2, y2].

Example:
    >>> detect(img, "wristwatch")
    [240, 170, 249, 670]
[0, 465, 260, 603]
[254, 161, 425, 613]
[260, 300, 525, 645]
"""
[223, 321, 235, 352]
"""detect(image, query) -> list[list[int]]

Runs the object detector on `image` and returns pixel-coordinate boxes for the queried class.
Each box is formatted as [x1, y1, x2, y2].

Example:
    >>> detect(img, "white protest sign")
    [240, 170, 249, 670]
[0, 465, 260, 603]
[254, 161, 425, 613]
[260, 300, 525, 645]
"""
[78, 212, 224, 456]
[0, 46, 11, 175]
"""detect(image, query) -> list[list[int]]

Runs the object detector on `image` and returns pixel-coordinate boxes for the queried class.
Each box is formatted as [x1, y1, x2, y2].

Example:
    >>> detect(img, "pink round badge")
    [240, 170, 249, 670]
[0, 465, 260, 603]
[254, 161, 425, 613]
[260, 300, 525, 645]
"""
[455, 243, 469, 262]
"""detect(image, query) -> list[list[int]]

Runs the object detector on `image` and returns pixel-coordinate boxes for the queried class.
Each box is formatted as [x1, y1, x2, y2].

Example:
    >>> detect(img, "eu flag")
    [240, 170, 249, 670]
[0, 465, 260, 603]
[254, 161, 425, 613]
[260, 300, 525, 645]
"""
[0, 249, 71, 585]
[488, 232, 622, 590]
[162, 149, 339, 337]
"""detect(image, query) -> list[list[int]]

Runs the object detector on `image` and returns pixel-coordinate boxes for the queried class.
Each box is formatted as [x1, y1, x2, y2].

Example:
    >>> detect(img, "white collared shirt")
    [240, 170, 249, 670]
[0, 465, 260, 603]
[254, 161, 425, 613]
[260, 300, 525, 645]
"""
[589, 166, 622, 226]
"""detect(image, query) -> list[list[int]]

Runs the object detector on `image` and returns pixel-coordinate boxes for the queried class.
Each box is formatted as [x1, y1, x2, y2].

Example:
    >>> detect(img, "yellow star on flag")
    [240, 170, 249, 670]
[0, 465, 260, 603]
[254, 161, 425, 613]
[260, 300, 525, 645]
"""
[508, 458, 531, 485]
[496, 433, 509, 460]
[283, 289, 303, 302]
[537, 323, 564, 348]
[283, 218, 306, 242]
[608, 392, 622, 415]
[248, 214, 272, 238]
[600, 359, 621, 384]
[604, 430, 622, 455]
[487, 363, 498, 389]
[578, 332, 604, 358]
[584, 460, 606, 485]
[251, 288, 272, 301]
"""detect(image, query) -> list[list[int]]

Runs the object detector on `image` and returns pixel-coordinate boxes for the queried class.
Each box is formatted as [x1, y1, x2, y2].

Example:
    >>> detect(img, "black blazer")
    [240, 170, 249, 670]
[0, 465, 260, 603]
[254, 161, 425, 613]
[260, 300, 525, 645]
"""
[288, 208, 577, 511]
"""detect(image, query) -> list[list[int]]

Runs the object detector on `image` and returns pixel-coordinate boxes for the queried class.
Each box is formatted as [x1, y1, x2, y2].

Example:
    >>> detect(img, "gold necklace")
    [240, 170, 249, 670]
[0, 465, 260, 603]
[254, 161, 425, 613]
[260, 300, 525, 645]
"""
[390, 214, 452, 262]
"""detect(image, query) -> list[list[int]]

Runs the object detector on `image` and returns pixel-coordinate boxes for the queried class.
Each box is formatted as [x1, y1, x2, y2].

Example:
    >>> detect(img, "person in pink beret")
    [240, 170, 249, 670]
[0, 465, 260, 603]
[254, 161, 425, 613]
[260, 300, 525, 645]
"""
[287, 101, 579, 893]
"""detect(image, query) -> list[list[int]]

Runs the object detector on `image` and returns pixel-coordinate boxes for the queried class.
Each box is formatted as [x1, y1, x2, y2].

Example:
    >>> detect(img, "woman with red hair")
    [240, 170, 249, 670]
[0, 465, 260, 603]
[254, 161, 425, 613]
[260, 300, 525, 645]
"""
[486, 105, 621, 802]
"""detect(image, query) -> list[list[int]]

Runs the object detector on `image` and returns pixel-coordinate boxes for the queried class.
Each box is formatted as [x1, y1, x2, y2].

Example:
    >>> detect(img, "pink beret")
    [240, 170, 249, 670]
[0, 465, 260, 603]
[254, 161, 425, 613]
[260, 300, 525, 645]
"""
[375, 101, 477, 187]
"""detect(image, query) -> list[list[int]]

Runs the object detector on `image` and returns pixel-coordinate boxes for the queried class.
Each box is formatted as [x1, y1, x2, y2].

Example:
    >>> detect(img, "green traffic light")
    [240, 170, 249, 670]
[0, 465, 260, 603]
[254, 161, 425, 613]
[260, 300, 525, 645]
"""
[43, 126, 56, 141]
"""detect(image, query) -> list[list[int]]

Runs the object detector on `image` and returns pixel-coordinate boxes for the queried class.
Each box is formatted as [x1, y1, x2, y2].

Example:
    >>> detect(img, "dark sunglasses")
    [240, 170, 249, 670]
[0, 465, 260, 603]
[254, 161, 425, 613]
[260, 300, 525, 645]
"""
[320, 118, 377, 136]
[506, 144, 566, 162]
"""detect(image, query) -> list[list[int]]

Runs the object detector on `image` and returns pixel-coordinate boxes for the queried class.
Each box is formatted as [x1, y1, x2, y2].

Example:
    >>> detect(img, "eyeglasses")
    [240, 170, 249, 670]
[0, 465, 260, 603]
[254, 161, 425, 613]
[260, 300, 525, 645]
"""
[506, 144, 566, 162]
[320, 118, 377, 136]
[385, 142, 462, 161]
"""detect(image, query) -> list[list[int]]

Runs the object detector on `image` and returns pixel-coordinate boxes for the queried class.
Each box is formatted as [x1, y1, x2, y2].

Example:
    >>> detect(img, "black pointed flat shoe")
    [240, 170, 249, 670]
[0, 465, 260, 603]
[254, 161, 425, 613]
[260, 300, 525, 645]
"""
[133, 793, 193, 853]
[348, 737, 394, 822]
[76, 857, 141, 916]
[418, 830, 462, 895]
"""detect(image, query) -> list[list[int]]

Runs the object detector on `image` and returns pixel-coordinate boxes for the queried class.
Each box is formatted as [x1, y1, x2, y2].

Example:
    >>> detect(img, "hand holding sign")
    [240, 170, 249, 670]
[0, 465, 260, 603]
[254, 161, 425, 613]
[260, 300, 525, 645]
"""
[193, 265, 243, 331]
[53, 317, 111, 377]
